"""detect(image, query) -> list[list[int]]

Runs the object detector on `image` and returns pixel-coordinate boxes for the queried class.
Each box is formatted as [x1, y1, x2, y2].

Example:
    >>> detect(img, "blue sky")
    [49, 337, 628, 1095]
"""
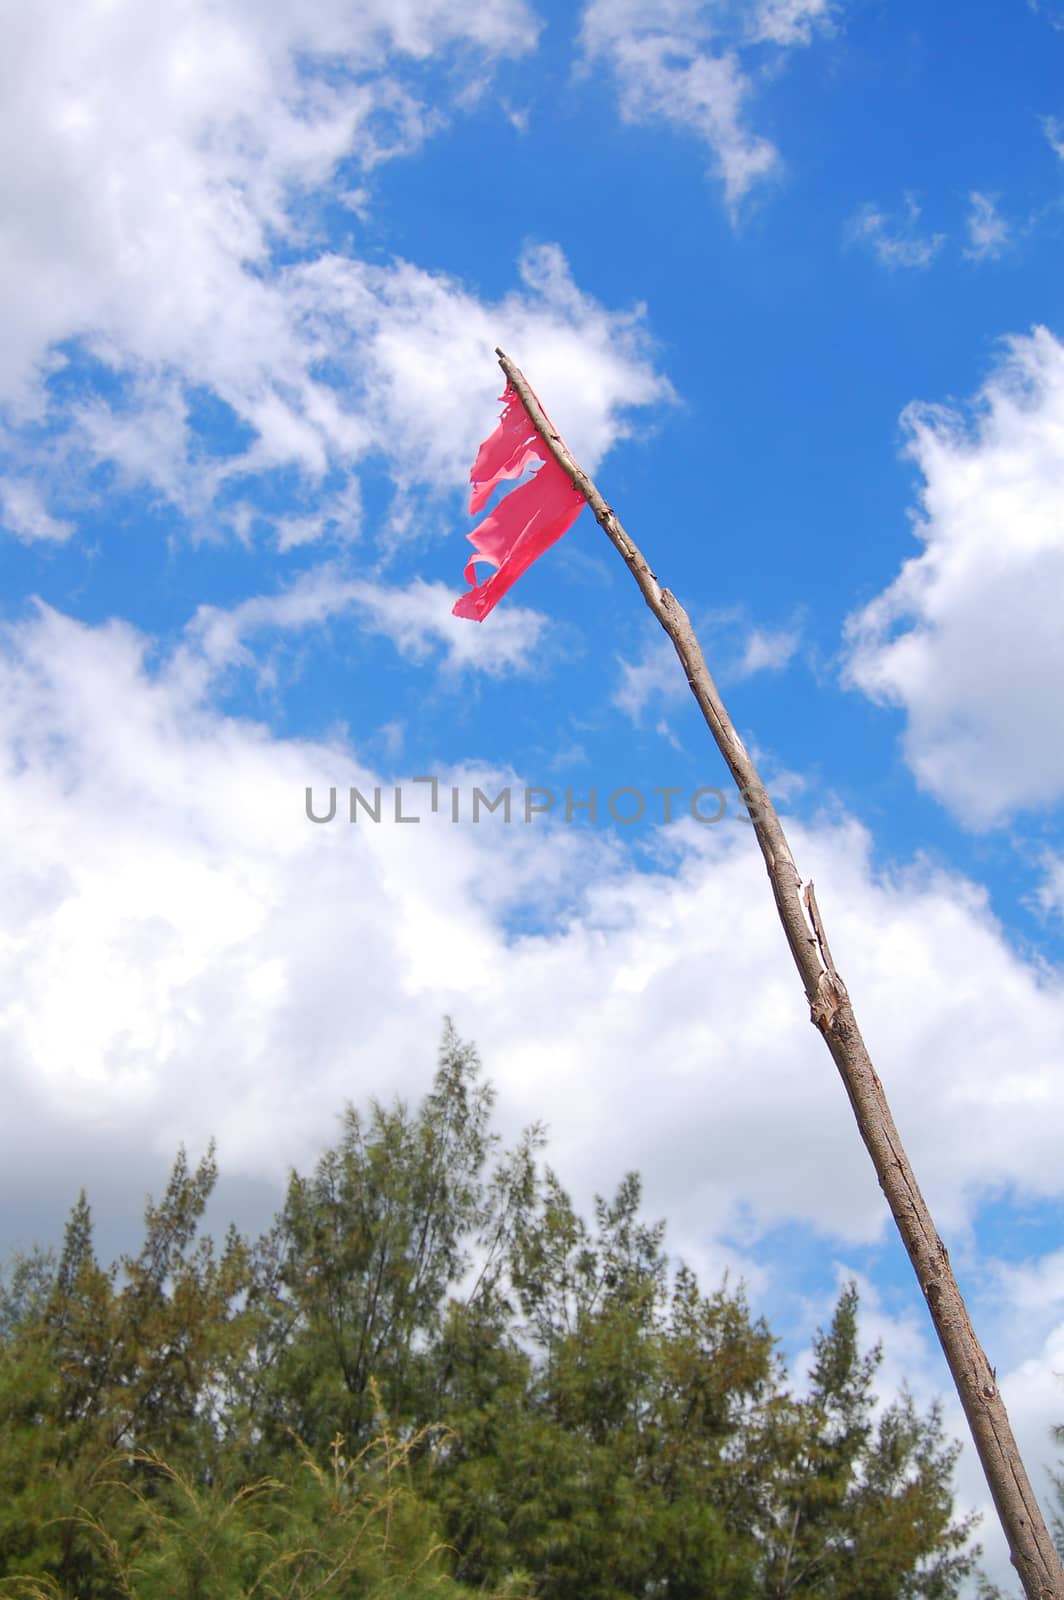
[3, 0, 1064, 1590]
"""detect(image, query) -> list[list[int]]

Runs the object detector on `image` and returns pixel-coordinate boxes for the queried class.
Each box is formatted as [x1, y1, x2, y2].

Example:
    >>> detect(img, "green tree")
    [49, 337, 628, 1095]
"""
[754, 1283, 979, 1599]
[0, 1316, 66, 1580]
[0, 1397, 531, 1600]
[0, 1024, 981, 1600]
[430, 1167, 770, 1599]
[0, 1245, 56, 1342]
[242, 1020, 541, 1463]
[0, 1149, 250, 1594]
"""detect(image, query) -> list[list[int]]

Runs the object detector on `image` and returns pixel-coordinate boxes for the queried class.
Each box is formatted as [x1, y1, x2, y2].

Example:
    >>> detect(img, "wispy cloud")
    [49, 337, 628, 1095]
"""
[179, 568, 549, 685]
[579, 0, 833, 215]
[963, 191, 1009, 261]
[613, 636, 686, 723]
[616, 613, 801, 724]
[349, 578, 550, 678]
[750, 0, 834, 46]
[848, 194, 946, 270]
[0, 477, 74, 543]
[1035, 852, 1064, 922]
[737, 623, 801, 676]
[1043, 114, 1064, 160]
[1029, 0, 1064, 32]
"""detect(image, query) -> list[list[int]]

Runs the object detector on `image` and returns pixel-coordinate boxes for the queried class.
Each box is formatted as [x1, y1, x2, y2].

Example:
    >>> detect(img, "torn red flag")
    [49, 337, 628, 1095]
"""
[452, 383, 587, 622]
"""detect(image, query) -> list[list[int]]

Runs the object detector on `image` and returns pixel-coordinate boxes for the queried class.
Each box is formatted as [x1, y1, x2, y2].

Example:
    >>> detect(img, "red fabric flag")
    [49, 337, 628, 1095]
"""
[452, 383, 587, 621]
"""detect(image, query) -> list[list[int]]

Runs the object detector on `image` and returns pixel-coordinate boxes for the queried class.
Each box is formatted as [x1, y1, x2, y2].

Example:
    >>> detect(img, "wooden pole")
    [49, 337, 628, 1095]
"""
[494, 346, 1064, 1600]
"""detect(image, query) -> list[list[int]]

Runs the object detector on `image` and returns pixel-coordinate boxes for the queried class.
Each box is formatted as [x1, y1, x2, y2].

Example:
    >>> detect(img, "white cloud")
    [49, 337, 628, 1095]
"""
[350, 577, 551, 677]
[992, 1249, 1064, 1319]
[71, 373, 200, 507]
[613, 636, 686, 722]
[0, 602, 614, 1197]
[177, 566, 550, 683]
[0, 477, 74, 543]
[10, 238, 666, 549]
[0, 1, 669, 548]
[964, 191, 1009, 261]
[1036, 853, 1064, 922]
[269, 482, 363, 553]
[579, 0, 831, 213]
[5, 604, 1064, 1253]
[1044, 114, 1064, 160]
[0, 0, 534, 410]
[844, 326, 1064, 828]
[1030, 1, 1064, 33]
[738, 622, 800, 675]
[377, 720, 406, 760]
[616, 615, 801, 723]
[285, 243, 673, 494]
[177, 568, 366, 684]
[751, 0, 833, 46]
[848, 193, 946, 270]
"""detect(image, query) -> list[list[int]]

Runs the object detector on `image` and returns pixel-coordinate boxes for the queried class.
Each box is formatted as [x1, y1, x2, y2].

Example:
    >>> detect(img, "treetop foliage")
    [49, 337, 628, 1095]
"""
[0, 1021, 986, 1599]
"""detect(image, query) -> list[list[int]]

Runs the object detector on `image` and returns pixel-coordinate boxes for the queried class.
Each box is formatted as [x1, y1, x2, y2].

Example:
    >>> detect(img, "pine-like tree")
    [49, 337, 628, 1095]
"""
[0, 1024, 982, 1600]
